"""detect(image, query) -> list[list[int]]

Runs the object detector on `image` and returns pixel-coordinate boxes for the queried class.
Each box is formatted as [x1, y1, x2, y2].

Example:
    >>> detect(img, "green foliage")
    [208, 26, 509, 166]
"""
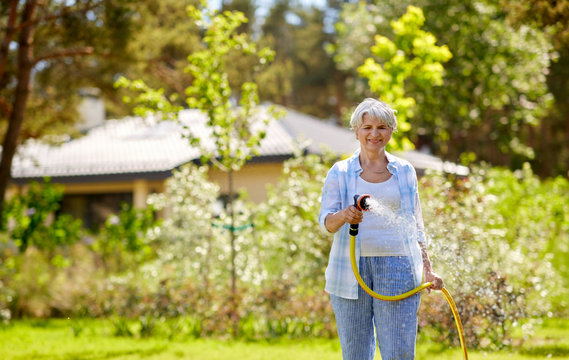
[113, 77, 183, 120]
[112, 317, 135, 337]
[116, 3, 282, 336]
[116, 3, 279, 173]
[259, 2, 339, 118]
[1, 179, 82, 253]
[108, 0, 203, 117]
[0, 0, 140, 140]
[332, 0, 554, 169]
[423, 0, 552, 164]
[0, 244, 103, 319]
[2, 151, 567, 349]
[358, 5, 452, 150]
[144, 163, 265, 335]
[184, 4, 277, 171]
[93, 203, 159, 272]
[419, 164, 568, 348]
[255, 150, 336, 290]
[99, 203, 158, 253]
[89, 158, 339, 338]
[249, 150, 339, 339]
[146, 163, 225, 316]
[501, 0, 569, 176]
[502, 0, 569, 49]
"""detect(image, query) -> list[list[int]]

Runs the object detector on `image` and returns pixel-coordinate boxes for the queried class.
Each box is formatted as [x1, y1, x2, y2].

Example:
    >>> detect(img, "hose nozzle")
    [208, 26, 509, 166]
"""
[349, 194, 371, 236]
[354, 194, 371, 211]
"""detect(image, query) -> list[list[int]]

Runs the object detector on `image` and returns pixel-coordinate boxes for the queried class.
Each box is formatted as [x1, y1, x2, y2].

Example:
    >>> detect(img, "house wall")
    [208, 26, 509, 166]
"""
[208, 162, 284, 203]
[61, 180, 165, 207]
[6, 161, 285, 230]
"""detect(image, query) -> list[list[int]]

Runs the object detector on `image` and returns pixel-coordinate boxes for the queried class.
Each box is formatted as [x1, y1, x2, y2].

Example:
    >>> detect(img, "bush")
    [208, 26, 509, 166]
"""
[99, 157, 339, 339]
[2, 156, 566, 348]
[2, 178, 83, 253]
[0, 179, 85, 319]
[93, 203, 160, 272]
[419, 164, 567, 349]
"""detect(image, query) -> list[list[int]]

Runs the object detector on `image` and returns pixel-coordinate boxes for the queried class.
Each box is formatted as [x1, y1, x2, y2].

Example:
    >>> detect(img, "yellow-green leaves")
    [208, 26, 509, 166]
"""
[182, 6, 278, 172]
[358, 5, 452, 151]
[114, 76, 182, 120]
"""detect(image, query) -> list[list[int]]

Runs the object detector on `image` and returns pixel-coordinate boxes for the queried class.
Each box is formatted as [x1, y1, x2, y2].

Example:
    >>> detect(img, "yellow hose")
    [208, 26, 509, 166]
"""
[350, 235, 468, 360]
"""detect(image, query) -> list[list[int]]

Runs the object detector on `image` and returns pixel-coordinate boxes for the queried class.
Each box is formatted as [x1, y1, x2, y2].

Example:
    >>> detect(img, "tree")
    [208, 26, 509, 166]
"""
[419, 0, 552, 169]
[105, 0, 202, 116]
[326, 1, 392, 123]
[2, 179, 82, 254]
[0, 0, 207, 220]
[221, 0, 256, 34]
[330, 0, 553, 170]
[116, 3, 278, 336]
[501, 0, 569, 176]
[0, 0, 139, 220]
[357, 5, 452, 150]
[259, 1, 340, 120]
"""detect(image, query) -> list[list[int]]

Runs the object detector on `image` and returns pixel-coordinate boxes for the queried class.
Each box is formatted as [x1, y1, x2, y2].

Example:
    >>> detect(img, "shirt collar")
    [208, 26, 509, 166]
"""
[386, 151, 398, 173]
[352, 148, 363, 175]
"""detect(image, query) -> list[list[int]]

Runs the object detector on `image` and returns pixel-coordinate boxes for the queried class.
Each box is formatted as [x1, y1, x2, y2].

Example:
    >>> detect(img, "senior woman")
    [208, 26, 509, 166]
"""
[319, 98, 444, 360]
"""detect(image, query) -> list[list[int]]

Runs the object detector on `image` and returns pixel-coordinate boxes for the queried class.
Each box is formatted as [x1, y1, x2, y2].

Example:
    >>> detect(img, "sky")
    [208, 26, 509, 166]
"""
[209, 0, 329, 18]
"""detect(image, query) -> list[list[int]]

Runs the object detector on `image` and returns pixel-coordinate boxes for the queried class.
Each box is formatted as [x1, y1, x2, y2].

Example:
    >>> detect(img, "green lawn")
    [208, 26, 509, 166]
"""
[1, 318, 567, 359]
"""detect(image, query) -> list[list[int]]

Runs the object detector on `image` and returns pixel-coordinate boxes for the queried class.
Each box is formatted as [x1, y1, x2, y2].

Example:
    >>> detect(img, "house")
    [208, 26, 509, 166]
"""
[8, 107, 467, 228]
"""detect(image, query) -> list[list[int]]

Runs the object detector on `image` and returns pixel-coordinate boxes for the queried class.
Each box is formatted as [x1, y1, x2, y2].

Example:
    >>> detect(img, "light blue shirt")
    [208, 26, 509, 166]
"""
[319, 149, 426, 299]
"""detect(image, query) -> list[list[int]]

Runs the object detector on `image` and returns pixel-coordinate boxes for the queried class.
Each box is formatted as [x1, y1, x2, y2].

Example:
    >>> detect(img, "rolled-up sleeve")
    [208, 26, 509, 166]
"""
[414, 190, 427, 244]
[408, 164, 426, 245]
[319, 165, 342, 233]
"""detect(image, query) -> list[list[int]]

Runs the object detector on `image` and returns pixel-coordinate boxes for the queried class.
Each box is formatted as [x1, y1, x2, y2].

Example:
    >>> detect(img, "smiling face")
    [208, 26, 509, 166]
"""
[355, 113, 393, 152]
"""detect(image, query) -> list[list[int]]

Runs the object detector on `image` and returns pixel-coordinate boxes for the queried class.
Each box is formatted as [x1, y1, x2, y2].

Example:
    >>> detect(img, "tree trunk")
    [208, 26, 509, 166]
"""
[0, 0, 38, 221]
[0, 0, 19, 90]
[227, 168, 239, 336]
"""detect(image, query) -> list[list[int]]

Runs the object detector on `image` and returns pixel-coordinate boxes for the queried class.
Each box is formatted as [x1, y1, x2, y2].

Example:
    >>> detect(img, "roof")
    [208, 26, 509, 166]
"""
[9, 107, 468, 183]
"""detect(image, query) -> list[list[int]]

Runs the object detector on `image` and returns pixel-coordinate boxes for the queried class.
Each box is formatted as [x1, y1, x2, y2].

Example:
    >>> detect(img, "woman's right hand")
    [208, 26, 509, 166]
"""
[342, 205, 363, 225]
[325, 205, 363, 233]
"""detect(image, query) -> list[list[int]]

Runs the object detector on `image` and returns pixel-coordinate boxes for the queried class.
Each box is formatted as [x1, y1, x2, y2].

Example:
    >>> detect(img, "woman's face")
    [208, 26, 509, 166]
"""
[355, 114, 393, 152]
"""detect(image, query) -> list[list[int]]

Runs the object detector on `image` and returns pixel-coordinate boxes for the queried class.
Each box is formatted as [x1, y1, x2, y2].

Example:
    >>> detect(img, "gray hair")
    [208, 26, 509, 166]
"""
[350, 98, 398, 132]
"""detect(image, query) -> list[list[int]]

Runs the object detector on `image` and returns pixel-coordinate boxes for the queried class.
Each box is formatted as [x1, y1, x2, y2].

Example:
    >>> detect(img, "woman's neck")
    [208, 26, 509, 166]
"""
[359, 147, 387, 165]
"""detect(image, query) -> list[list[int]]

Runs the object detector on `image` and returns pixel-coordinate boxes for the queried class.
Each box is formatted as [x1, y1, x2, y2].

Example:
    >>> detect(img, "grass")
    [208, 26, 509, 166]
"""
[1, 318, 568, 359]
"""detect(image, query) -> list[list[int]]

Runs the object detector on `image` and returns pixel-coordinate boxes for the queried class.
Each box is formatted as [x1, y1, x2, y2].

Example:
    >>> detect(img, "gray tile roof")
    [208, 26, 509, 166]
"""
[9, 107, 467, 182]
[279, 108, 359, 155]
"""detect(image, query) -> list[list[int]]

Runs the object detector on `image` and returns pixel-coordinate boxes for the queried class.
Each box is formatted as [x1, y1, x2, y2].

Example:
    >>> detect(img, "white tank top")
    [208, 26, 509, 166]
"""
[356, 175, 406, 256]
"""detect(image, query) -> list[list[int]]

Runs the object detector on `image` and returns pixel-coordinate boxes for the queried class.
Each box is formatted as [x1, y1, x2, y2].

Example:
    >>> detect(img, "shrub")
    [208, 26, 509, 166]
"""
[2, 178, 83, 253]
[419, 164, 567, 349]
[3, 155, 566, 348]
[0, 179, 84, 319]
[93, 203, 160, 272]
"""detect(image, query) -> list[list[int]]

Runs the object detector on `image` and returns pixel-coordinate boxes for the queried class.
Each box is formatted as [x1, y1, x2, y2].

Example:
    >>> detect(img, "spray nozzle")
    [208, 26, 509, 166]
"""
[354, 194, 372, 211]
[349, 194, 371, 236]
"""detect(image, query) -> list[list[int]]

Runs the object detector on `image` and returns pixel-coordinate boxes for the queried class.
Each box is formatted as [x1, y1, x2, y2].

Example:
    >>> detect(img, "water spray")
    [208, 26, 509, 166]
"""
[351, 194, 469, 359]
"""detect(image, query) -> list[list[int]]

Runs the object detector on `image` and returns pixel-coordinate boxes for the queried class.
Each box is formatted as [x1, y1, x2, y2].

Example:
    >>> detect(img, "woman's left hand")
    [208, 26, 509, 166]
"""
[424, 270, 444, 293]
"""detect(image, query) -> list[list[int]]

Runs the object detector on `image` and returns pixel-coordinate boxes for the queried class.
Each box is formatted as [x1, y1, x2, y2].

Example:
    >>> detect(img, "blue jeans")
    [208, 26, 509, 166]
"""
[330, 256, 421, 360]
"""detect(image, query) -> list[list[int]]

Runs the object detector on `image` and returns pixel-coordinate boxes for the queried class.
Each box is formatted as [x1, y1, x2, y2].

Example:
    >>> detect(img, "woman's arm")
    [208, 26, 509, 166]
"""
[324, 205, 363, 233]
[420, 242, 444, 291]
[320, 164, 363, 233]
[413, 173, 443, 291]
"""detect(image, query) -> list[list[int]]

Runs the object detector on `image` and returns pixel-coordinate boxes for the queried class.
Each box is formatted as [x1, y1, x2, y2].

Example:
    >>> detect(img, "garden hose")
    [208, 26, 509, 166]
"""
[350, 194, 468, 360]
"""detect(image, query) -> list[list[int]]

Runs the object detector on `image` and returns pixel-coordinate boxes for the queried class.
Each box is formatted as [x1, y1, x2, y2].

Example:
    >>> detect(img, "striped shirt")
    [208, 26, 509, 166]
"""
[318, 149, 426, 299]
